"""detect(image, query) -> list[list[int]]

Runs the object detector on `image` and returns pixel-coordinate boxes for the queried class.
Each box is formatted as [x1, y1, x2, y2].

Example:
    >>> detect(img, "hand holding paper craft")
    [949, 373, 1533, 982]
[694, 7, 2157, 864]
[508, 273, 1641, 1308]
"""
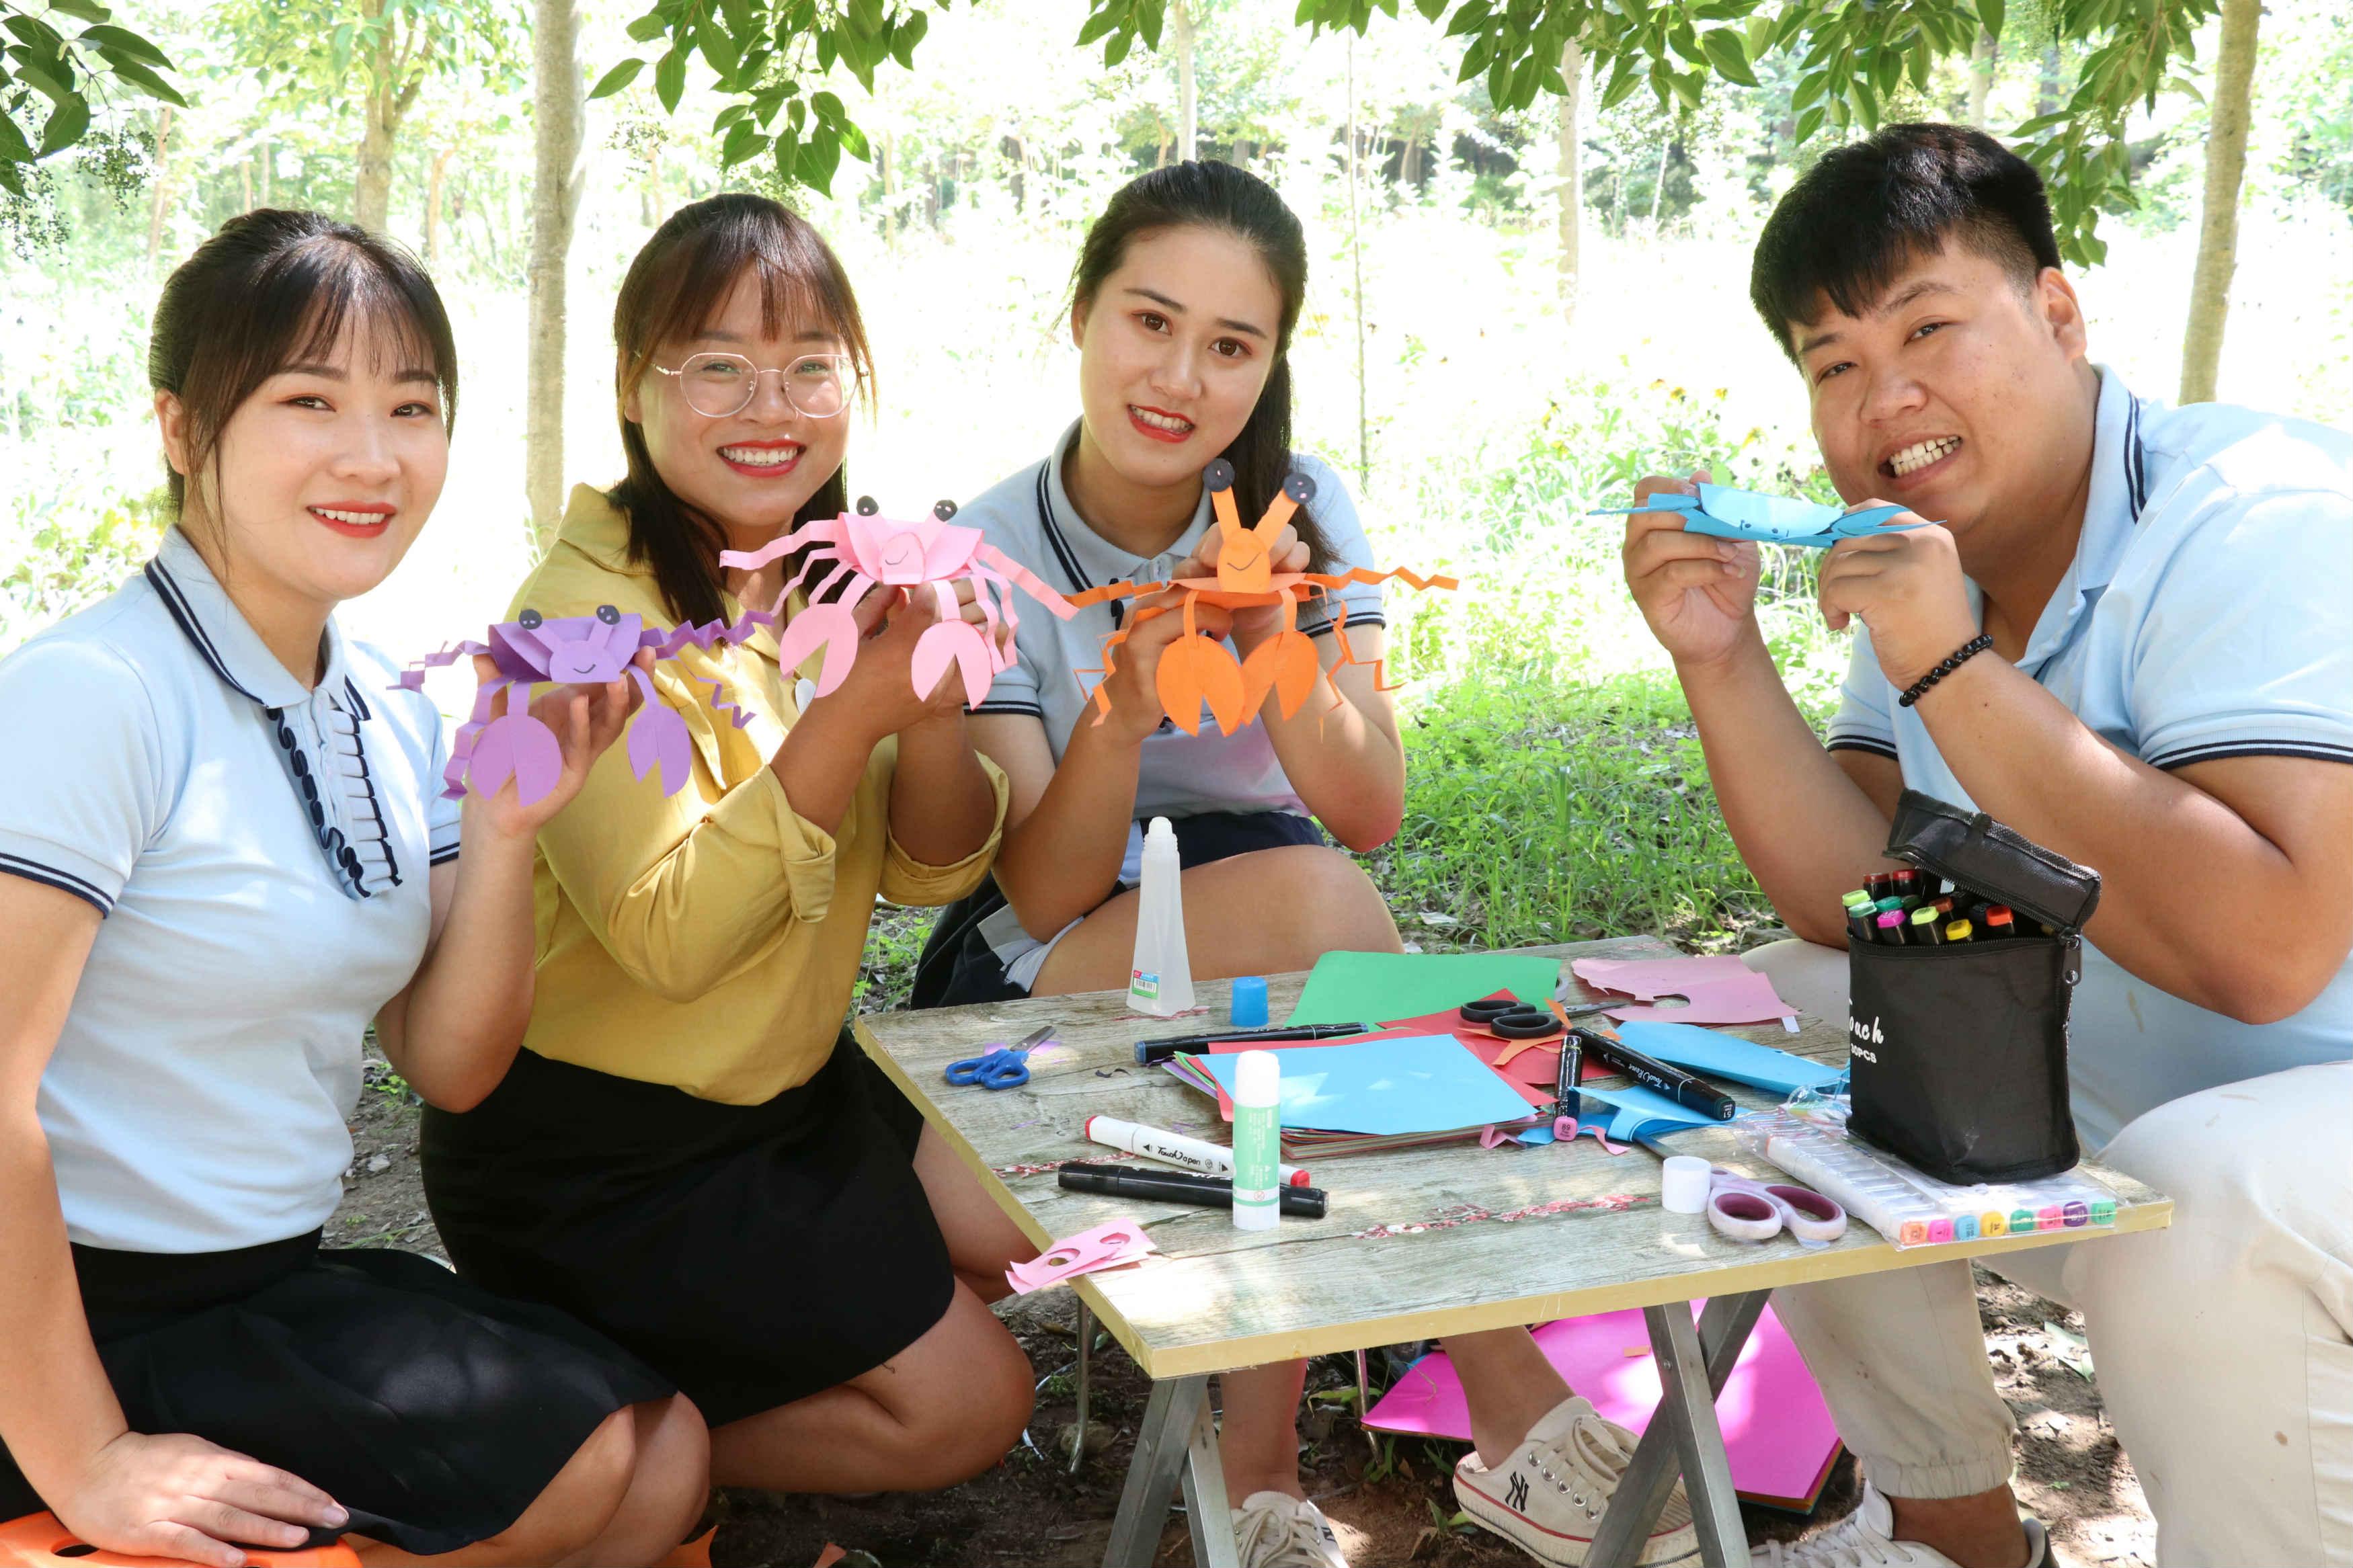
[1593, 482, 1936, 549]
[718, 498, 1082, 709]
[396, 602, 781, 807]
[1068, 460, 1458, 737]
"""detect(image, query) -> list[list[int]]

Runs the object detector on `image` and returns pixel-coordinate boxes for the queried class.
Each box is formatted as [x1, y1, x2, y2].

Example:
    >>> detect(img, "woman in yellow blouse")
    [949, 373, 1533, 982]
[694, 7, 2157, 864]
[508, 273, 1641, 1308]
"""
[420, 194, 1037, 1497]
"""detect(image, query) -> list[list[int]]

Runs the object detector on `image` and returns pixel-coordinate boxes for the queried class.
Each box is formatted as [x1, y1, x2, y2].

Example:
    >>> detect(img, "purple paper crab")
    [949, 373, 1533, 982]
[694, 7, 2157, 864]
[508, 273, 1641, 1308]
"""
[395, 604, 770, 807]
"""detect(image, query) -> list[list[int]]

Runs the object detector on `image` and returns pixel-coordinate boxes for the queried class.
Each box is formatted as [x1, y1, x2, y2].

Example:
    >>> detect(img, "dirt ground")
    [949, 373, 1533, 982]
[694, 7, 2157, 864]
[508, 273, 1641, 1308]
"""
[340, 1048, 2153, 1568]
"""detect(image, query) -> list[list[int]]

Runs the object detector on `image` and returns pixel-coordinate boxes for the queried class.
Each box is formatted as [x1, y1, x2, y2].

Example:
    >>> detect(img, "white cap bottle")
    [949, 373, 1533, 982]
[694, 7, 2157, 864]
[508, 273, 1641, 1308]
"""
[1126, 817, 1195, 1017]
[1231, 1049, 1281, 1230]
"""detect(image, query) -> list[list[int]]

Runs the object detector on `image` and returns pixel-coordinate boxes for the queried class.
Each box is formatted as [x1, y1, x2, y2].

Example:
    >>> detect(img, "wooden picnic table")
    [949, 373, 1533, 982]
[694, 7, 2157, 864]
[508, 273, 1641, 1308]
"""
[853, 937, 2169, 1568]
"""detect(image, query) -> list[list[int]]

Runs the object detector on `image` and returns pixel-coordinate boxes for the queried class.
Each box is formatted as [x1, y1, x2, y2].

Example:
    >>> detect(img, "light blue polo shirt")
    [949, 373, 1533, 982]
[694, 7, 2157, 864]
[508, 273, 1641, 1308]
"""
[0, 528, 461, 1252]
[1827, 368, 2353, 1151]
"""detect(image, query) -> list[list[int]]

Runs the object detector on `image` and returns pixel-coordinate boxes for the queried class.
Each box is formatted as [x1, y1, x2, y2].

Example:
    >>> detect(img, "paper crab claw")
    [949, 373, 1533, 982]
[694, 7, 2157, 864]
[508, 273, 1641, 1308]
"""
[913, 619, 994, 708]
[772, 601, 862, 698]
[1156, 634, 1247, 736]
[469, 712, 564, 807]
[626, 702, 695, 795]
[1240, 630, 1320, 721]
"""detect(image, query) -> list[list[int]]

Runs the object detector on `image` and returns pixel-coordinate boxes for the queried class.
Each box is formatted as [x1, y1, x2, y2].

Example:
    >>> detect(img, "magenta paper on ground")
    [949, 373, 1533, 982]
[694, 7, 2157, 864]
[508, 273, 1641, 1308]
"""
[1362, 1303, 1838, 1503]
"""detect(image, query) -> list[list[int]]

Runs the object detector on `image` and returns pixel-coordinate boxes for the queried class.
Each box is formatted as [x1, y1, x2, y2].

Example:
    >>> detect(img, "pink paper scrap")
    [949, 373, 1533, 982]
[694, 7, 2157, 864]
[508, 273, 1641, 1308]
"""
[1363, 1301, 1839, 1505]
[1570, 954, 1800, 1028]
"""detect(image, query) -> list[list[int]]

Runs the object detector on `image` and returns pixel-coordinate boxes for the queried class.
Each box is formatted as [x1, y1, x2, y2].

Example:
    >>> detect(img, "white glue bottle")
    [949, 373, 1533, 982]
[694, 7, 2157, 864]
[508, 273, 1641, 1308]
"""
[1230, 1049, 1281, 1231]
[1126, 817, 1195, 1017]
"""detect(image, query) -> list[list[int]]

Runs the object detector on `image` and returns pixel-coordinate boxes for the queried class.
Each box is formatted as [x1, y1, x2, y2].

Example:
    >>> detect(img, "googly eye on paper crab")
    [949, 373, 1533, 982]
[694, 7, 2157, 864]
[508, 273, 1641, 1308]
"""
[393, 602, 774, 807]
[1067, 460, 1458, 736]
[716, 496, 1081, 707]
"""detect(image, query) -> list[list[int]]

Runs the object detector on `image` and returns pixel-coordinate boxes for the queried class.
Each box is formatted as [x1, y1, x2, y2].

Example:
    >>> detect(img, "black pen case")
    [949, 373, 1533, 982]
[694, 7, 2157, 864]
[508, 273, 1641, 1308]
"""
[1845, 791, 2103, 1185]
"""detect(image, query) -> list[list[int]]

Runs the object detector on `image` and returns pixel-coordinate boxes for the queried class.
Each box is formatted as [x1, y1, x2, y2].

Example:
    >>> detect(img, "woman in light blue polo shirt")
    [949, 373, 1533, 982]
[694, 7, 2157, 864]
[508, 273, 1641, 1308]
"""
[0, 211, 705, 1567]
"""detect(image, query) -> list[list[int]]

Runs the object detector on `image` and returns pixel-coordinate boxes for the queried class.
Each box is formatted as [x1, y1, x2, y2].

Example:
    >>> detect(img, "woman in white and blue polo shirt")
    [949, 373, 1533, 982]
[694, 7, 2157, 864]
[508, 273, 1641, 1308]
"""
[0, 211, 705, 1568]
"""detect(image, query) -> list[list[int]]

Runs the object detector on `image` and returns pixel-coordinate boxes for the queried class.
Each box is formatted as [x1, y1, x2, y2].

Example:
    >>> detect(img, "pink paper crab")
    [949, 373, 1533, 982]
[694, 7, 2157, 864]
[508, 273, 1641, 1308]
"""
[719, 497, 1079, 706]
[395, 604, 771, 806]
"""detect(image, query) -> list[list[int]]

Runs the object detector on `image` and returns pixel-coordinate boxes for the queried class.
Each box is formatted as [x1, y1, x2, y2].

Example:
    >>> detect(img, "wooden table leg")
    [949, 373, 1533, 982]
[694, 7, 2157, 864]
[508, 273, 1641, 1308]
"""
[1072, 1298, 1094, 1474]
[1586, 1290, 1769, 1568]
[1104, 1374, 1209, 1568]
[1178, 1390, 1241, 1568]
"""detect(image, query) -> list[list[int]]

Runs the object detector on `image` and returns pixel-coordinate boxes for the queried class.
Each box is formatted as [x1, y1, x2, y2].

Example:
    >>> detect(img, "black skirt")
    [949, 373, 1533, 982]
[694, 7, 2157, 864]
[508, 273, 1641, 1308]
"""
[0, 1231, 671, 1555]
[910, 807, 1328, 1008]
[420, 1035, 954, 1429]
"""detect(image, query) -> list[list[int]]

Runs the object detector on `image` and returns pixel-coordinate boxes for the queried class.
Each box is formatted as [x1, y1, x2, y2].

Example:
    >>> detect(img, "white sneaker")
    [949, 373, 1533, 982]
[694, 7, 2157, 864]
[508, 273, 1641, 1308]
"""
[1761, 1483, 2048, 1567]
[1231, 1490, 1349, 1568]
[1453, 1396, 1700, 1566]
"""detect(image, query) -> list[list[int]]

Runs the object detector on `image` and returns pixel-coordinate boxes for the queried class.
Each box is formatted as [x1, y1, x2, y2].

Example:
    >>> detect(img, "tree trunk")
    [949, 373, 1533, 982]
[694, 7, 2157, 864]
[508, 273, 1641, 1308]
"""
[260, 135, 272, 206]
[1345, 36, 1367, 491]
[1966, 30, 1995, 128]
[426, 147, 454, 264]
[2035, 44, 2061, 120]
[145, 106, 175, 265]
[2180, 0, 2260, 405]
[1173, 0, 1196, 163]
[526, 0, 584, 546]
[1556, 38, 1582, 320]
[354, 0, 398, 233]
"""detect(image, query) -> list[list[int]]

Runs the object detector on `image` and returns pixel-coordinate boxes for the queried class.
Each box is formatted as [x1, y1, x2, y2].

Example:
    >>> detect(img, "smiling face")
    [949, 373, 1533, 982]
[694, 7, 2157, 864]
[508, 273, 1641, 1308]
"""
[159, 313, 448, 612]
[1794, 241, 2096, 555]
[625, 266, 852, 542]
[1070, 224, 1283, 493]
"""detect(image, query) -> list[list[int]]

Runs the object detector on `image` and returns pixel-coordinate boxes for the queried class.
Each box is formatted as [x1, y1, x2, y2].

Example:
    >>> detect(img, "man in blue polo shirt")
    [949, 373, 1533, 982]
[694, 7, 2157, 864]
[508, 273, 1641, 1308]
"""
[1620, 124, 2352, 1566]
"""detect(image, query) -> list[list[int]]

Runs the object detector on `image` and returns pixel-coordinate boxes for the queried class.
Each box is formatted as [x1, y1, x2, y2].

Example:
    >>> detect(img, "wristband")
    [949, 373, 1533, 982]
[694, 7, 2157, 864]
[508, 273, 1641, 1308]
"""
[1898, 632, 1994, 708]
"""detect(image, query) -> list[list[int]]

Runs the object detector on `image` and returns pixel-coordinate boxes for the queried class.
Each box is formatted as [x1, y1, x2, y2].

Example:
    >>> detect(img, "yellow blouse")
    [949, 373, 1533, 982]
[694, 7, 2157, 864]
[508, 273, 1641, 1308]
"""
[510, 485, 1006, 1104]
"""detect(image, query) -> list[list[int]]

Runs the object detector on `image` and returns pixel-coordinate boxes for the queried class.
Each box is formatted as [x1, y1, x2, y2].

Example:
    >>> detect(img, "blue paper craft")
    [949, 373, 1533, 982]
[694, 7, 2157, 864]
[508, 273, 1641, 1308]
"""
[1592, 483, 1935, 549]
[1191, 1034, 1538, 1137]
[1613, 1021, 1847, 1098]
[1516, 1081, 1724, 1147]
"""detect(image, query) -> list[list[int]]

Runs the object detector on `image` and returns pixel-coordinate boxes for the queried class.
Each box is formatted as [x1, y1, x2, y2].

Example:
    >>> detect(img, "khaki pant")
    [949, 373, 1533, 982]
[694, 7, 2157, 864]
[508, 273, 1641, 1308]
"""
[1746, 939, 2353, 1566]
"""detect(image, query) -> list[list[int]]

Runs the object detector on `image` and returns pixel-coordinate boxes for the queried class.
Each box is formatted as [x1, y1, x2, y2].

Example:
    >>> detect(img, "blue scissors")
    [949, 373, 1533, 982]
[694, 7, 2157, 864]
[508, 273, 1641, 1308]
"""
[1593, 483, 1936, 549]
[945, 1024, 1058, 1089]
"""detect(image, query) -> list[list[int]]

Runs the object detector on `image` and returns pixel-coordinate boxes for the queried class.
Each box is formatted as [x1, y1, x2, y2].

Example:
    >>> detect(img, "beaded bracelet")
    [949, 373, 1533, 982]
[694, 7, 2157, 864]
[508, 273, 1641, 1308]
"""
[1898, 632, 1995, 708]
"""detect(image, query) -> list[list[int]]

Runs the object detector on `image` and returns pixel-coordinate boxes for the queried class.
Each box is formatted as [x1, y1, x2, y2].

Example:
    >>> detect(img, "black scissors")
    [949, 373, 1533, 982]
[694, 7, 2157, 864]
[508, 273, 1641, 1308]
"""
[1460, 997, 1564, 1039]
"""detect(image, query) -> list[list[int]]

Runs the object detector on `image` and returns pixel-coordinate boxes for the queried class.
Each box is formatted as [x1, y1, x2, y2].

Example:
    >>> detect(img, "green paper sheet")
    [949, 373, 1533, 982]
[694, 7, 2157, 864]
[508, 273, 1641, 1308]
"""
[1287, 950, 1564, 1026]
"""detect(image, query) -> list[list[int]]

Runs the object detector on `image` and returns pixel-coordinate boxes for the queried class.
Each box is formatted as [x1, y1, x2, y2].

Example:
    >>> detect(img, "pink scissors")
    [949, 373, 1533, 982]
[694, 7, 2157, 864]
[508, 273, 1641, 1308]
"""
[1706, 1169, 1846, 1248]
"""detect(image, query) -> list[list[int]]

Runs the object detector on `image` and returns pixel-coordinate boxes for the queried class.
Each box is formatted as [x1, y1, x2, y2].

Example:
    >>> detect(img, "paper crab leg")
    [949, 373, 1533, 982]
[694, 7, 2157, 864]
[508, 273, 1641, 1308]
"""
[438, 675, 515, 798]
[975, 544, 1082, 620]
[717, 517, 840, 575]
[1077, 601, 1172, 724]
[394, 638, 492, 694]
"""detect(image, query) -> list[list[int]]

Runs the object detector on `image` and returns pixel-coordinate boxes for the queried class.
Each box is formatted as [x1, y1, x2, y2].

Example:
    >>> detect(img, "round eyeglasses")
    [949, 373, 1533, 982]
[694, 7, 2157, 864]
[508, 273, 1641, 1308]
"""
[650, 352, 860, 420]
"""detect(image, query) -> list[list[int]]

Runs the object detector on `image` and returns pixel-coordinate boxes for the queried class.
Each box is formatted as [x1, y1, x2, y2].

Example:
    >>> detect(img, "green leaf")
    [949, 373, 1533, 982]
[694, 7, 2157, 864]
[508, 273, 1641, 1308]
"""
[654, 45, 685, 112]
[812, 89, 844, 122]
[625, 11, 670, 43]
[76, 22, 167, 65]
[95, 50, 184, 105]
[795, 128, 841, 194]
[1669, 66, 1703, 111]
[1698, 28, 1756, 87]
[1075, 7, 1120, 47]
[834, 118, 869, 161]
[889, 11, 925, 68]
[0, 159, 22, 196]
[1978, 0, 2004, 40]
[0, 112, 30, 160]
[1105, 29, 1133, 65]
[712, 101, 748, 130]
[772, 122, 799, 183]
[48, 0, 111, 19]
[37, 94, 88, 157]
[587, 56, 645, 98]
[720, 121, 767, 166]
[1793, 104, 1824, 144]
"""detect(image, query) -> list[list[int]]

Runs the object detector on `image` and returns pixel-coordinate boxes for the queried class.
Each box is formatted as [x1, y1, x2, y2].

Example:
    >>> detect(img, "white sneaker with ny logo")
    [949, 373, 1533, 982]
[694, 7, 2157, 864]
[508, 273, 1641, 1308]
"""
[1452, 1396, 1701, 1567]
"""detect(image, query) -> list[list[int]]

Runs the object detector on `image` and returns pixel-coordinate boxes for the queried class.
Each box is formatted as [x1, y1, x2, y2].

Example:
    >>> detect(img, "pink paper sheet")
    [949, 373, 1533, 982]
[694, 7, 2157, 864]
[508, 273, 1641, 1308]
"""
[1570, 954, 1800, 1028]
[1363, 1303, 1840, 1505]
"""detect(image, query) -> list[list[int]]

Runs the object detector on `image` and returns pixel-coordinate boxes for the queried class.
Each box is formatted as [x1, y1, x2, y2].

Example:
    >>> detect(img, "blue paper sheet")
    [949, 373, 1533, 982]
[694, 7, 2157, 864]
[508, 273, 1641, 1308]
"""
[1515, 1081, 1724, 1145]
[1613, 1020, 1847, 1096]
[1592, 483, 1935, 550]
[1193, 1034, 1537, 1137]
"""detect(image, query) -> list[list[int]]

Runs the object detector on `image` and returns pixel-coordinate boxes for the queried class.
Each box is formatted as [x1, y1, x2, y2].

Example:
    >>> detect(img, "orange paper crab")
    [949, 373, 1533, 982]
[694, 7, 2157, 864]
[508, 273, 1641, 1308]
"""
[1068, 459, 1456, 735]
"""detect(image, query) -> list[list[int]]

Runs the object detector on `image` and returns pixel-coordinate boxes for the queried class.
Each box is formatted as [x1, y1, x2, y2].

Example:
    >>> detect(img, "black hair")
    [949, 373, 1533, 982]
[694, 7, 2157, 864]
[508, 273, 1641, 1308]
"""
[1070, 160, 1334, 570]
[609, 193, 874, 627]
[1749, 123, 2062, 363]
[149, 208, 457, 518]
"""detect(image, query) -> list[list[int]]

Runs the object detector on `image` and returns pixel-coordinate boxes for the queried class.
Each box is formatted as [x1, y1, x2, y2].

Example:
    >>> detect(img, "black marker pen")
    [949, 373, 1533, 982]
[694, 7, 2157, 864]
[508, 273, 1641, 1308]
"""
[1059, 1161, 1328, 1219]
[1134, 1022, 1371, 1064]
[1570, 1029, 1737, 1122]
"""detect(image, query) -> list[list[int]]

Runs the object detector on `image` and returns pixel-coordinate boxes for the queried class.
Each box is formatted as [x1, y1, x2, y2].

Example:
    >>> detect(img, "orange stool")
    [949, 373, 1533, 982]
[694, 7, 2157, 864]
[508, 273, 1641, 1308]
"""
[1, 1513, 358, 1567]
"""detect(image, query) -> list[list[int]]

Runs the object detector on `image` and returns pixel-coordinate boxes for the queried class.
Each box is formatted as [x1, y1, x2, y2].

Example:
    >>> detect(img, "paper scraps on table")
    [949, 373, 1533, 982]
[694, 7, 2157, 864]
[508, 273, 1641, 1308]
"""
[1569, 954, 1800, 1030]
[1288, 950, 1561, 1027]
[1591, 482, 1935, 550]
[719, 499, 1080, 708]
[1003, 1218, 1159, 1296]
[1364, 1302, 1843, 1512]
[1167, 1034, 1540, 1157]
[1613, 1020, 1845, 1096]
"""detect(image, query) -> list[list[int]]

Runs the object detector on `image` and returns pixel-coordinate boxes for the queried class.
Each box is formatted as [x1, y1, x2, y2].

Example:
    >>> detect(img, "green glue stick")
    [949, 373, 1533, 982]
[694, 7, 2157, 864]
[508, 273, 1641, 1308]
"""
[1231, 1050, 1282, 1232]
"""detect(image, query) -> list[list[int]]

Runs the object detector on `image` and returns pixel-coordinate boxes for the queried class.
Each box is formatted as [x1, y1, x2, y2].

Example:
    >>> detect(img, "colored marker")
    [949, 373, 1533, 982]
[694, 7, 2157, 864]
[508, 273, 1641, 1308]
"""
[1865, 872, 1896, 900]
[1134, 1022, 1371, 1065]
[1930, 897, 1956, 917]
[1085, 1114, 1312, 1188]
[1874, 895, 1908, 915]
[1573, 1028, 1738, 1122]
[1059, 1161, 1328, 1219]
[1843, 889, 1873, 909]
[1875, 910, 1909, 946]
[1944, 918, 1975, 944]
[1892, 868, 1921, 898]
[1909, 907, 1947, 945]
[1983, 905, 2017, 940]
